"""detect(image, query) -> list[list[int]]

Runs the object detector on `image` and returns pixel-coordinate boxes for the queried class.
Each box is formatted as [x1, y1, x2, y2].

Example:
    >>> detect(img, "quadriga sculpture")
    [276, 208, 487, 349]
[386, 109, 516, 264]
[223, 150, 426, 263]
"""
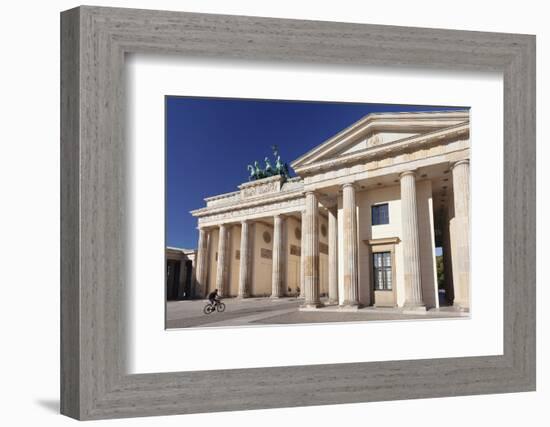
[247, 145, 291, 181]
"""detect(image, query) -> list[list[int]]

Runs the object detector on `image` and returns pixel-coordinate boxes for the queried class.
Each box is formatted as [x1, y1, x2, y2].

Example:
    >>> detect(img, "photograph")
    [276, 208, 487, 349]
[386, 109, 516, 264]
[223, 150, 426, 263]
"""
[0, 0, 541, 423]
[165, 97, 471, 329]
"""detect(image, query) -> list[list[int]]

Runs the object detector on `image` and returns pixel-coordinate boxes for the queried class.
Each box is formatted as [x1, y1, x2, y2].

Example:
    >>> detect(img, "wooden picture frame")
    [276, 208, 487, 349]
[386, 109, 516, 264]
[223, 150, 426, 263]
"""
[60, 5, 536, 420]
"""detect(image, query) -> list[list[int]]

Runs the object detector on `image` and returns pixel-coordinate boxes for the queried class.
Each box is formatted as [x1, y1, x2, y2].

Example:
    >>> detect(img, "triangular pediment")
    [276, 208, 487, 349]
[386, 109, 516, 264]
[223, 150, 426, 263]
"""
[335, 131, 421, 156]
[291, 110, 469, 173]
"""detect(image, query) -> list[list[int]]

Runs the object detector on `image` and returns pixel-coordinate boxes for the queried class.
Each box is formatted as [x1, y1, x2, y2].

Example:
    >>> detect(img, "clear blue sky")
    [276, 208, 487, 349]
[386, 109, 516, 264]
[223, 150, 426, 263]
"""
[166, 97, 466, 249]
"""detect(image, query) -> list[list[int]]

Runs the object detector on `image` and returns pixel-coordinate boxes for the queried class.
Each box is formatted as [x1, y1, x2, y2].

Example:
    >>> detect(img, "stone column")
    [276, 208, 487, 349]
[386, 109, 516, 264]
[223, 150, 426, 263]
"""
[450, 159, 470, 309]
[341, 183, 360, 307]
[299, 210, 306, 299]
[215, 224, 229, 297]
[238, 220, 251, 298]
[194, 228, 209, 297]
[328, 207, 339, 304]
[400, 171, 425, 310]
[302, 192, 322, 308]
[442, 206, 454, 305]
[271, 214, 285, 298]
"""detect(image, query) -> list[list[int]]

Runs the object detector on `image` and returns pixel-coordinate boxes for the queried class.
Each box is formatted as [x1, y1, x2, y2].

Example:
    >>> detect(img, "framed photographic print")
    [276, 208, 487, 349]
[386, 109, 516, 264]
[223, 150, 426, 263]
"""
[60, 5, 536, 420]
[165, 98, 471, 331]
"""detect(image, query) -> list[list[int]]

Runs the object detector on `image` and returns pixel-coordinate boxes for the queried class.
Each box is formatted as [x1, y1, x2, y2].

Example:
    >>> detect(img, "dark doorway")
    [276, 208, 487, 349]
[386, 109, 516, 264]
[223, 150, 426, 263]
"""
[183, 260, 193, 299]
[435, 246, 450, 306]
[432, 180, 454, 307]
[166, 260, 181, 301]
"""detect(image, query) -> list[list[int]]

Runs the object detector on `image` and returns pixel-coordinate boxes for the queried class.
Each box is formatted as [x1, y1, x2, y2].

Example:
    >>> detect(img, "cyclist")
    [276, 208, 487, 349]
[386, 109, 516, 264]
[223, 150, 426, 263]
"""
[207, 289, 220, 308]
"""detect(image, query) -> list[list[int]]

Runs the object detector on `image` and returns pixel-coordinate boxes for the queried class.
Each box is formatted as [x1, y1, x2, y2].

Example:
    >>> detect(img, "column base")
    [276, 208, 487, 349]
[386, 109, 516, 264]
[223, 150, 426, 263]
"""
[327, 299, 339, 306]
[451, 301, 470, 312]
[340, 300, 360, 306]
[270, 295, 282, 301]
[338, 305, 361, 312]
[300, 302, 324, 311]
[402, 303, 427, 315]
[237, 294, 250, 299]
[339, 301, 361, 311]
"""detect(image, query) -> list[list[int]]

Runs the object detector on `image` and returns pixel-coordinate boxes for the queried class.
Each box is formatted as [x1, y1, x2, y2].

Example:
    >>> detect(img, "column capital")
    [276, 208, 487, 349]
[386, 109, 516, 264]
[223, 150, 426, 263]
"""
[399, 170, 417, 179]
[304, 190, 317, 197]
[240, 219, 249, 225]
[341, 182, 356, 190]
[451, 159, 470, 170]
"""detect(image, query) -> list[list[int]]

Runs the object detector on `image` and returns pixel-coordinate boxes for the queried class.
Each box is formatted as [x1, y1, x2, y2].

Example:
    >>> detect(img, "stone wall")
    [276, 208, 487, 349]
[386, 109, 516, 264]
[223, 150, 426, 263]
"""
[251, 222, 273, 296]
[228, 224, 242, 297]
[319, 214, 329, 297]
[337, 182, 438, 308]
[285, 216, 301, 295]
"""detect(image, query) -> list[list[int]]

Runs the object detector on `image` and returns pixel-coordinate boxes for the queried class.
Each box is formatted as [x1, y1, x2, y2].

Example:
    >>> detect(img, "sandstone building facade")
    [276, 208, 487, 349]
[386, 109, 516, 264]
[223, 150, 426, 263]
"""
[189, 111, 470, 311]
[166, 247, 196, 301]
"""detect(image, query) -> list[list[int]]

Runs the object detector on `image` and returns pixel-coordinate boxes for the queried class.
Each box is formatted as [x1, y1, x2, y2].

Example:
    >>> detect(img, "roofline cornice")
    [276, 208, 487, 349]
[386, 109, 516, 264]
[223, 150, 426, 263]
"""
[203, 190, 241, 203]
[190, 188, 305, 218]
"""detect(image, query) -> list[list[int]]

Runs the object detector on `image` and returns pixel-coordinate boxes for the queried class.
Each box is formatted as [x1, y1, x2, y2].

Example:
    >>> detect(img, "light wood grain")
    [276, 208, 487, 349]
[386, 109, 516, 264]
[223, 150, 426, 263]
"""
[60, 5, 536, 420]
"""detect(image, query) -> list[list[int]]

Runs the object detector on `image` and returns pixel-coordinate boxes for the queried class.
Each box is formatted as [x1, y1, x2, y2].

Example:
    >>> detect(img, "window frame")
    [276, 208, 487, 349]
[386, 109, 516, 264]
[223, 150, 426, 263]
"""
[373, 251, 393, 291]
[371, 203, 390, 226]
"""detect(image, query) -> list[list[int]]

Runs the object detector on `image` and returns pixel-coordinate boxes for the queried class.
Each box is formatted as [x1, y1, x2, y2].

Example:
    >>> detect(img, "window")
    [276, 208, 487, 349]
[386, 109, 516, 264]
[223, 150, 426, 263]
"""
[371, 203, 389, 225]
[373, 252, 392, 290]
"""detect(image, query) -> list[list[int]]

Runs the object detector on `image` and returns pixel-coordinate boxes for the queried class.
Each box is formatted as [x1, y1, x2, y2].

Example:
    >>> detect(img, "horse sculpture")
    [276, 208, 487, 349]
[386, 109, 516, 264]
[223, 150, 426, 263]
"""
[247, 164, 255, 181]
[274, 155, 283, 175]
[254, 161, 264, 180]
[264, 157, 273, 176]
[246, 146, 291, 181]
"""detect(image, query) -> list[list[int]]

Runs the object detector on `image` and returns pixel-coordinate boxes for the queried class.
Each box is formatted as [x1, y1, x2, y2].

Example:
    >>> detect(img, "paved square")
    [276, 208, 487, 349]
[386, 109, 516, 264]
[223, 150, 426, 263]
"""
[166, 297, 467, 329]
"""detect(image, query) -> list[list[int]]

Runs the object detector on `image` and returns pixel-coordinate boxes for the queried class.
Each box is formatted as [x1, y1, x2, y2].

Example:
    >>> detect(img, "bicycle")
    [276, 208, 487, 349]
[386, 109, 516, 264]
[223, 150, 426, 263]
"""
[203, 300, 226, 314]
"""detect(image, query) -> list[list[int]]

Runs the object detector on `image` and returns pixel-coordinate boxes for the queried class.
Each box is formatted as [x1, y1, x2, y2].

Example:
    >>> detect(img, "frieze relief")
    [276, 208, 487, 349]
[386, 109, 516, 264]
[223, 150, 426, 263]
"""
[366, 133, 383, 147]
[241, 180, 279, 198]
[306, 138, 469, 184]
[198, 196, 305, 225]
[260, 248, 273, 259]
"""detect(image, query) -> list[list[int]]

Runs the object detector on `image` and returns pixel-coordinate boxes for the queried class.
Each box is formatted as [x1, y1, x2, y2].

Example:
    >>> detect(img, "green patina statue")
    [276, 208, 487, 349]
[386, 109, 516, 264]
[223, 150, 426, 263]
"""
[264, 157, 273, 176]
[247, 145, 291, 181]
